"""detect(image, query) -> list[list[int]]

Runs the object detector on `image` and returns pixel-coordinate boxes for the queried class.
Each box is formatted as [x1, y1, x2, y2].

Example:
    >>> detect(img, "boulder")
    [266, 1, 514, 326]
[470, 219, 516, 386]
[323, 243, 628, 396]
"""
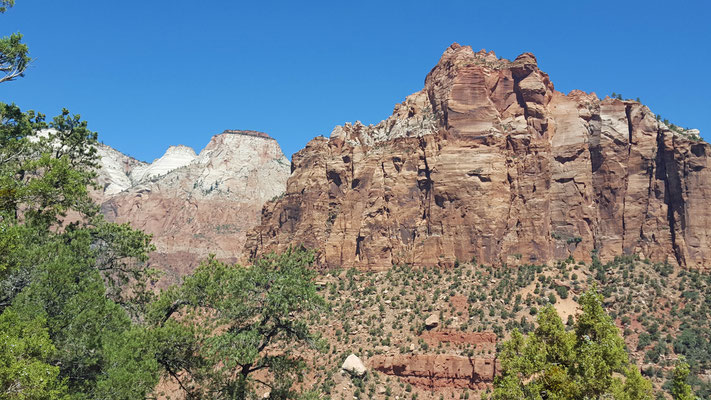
[341, 354, 367, 377]
[425, 314, 440, 329]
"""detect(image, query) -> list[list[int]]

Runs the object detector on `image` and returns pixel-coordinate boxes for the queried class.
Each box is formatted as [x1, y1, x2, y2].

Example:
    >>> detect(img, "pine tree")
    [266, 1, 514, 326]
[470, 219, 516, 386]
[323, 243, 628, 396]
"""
[494, 287, 654, 399]
[670, 358, 696, 400]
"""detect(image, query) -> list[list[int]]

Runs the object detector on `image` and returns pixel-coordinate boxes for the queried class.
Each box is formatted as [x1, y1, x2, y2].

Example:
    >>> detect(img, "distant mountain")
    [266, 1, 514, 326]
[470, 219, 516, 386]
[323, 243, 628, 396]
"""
[246, 43, 710, 270]
[96, 130, 290, 284]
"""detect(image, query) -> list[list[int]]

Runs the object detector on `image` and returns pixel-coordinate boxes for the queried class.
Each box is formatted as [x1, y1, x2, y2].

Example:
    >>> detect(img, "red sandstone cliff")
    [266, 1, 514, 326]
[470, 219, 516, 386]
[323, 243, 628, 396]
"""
[245, 43, 710, 270]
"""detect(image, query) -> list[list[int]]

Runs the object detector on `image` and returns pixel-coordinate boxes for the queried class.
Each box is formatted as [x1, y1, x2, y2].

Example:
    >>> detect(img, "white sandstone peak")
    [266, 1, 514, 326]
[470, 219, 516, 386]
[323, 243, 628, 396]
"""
[96, 144, 147, 195]
[97, 129, 290, 203]
[129, 144, 197, 183]
[95, 130, 291, 285]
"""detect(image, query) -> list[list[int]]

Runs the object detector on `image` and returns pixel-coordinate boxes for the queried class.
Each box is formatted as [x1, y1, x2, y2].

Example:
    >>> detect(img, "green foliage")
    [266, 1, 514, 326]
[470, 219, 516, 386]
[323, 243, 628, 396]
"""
[0, 104, 98, 230]
[573, 288, 629, 397]
[0, 309, 68, 399]
[493, 287, 654, 399]
[93, 327, 161, 400]
[149, 247, 326, 399]
[1, 1, 30, 83]
[0, 103, 159, 398]
[0, 1, 14, 14]
[614, 365, 654, 400]
[670, 359, 696, 400]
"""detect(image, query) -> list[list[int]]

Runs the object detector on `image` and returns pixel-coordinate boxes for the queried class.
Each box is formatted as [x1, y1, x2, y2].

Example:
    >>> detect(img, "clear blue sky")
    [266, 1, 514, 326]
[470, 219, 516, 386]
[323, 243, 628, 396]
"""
[1, 0, 709, 161]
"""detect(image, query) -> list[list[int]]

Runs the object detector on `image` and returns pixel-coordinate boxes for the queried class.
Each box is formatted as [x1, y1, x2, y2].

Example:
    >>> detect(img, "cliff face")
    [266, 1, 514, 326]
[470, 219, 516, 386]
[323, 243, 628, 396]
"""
[246, 43, 710, 270]
[97, 130, 290, 282]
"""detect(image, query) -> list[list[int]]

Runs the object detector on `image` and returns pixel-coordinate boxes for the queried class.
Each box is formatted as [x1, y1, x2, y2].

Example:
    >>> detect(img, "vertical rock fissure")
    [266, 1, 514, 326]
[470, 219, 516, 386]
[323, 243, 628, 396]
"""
[512, 77, 530, 120]
[419, 138, 434, 235]
[587, 114, 603, 253]
[467, 356, 477, 387]
[355, 233, 364, 260]
[656, 129, 684, 266]
[625, 104, 634, 145]
[642, 160, 656, 241]
[621, 104, 634, 252]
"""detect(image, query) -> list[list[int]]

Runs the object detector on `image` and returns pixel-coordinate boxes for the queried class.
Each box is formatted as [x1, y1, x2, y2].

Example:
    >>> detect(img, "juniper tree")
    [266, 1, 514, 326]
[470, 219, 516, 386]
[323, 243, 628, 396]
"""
[148, 248, 326, 399]
[494, 287, 654, 400]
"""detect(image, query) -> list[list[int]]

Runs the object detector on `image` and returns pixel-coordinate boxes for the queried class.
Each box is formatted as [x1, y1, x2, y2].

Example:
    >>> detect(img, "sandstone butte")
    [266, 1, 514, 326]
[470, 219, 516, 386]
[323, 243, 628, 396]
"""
[245, 43, 711, 270]
[96, 130, 290, 283]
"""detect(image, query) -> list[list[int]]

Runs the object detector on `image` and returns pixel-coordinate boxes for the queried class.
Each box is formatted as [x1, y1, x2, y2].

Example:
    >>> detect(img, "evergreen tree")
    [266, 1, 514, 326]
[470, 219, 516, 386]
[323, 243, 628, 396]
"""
[0, 0, 30, 83]
[670, 359, 696, 400]
[0, 309, 68, 399]
[1, 11, 160, 393]
[0, 103, 160, 398]
[148, 248, 326, 399]
[494, 287, 654, 400]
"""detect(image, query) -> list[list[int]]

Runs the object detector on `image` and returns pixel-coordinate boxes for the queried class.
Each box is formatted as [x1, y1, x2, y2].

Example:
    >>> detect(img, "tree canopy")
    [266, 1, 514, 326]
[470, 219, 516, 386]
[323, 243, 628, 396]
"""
[671, 358, 696, 400]
[493, 287, 656, 400]
[148, 248, 325, 399]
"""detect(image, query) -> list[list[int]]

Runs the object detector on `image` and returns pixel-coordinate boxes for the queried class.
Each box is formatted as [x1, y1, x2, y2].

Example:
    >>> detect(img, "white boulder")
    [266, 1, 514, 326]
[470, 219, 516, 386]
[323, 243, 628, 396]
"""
[341, 354, 366, 377]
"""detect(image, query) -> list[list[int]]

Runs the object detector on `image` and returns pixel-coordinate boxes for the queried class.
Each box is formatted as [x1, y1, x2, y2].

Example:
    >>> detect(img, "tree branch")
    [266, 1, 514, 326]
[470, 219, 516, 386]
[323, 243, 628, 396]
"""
[159, 359, 195, 399]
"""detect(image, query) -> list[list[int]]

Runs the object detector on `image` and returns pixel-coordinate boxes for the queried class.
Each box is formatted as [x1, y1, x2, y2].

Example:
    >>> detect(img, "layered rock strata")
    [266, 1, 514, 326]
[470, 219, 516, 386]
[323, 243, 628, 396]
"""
[420, 330, 497, 347]
[97, 130, 290, 282]
[246, 43, 710, 270]
[370, 355, 499, 390]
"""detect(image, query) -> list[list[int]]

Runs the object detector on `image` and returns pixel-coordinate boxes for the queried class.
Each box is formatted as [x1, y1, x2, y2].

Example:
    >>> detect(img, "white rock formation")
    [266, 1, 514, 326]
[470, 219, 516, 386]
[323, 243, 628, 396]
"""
[341, 354, 367, 377]
[129, 145, 197, 183]
[95, 130, 291, 285]
[96, 144, 147, 195]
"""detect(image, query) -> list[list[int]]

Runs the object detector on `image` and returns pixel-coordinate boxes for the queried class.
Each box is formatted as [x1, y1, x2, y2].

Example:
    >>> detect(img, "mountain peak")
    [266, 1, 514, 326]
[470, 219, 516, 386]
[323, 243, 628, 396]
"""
[219, 129, 275, 140]
[96, 128, 291, 285]
[165, 144, 197, 156]
[247, 43, 711, 271]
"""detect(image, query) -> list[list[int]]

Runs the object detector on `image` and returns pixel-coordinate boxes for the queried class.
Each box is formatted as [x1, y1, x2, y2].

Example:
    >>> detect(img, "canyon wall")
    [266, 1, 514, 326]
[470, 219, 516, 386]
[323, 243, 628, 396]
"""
[246, 43, 711, 270]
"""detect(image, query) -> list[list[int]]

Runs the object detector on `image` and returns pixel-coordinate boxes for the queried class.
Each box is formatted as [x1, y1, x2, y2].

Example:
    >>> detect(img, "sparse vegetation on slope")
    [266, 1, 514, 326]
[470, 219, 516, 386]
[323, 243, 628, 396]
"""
[290, 255, 709, 399]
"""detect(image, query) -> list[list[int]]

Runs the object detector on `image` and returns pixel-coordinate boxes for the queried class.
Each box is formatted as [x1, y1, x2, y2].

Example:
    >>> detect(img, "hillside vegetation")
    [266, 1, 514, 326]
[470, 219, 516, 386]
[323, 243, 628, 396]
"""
[297, 256, 709, 399]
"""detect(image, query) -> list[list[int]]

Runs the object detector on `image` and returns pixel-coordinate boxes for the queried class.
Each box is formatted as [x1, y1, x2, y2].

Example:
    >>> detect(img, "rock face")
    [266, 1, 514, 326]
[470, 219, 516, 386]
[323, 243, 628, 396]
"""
[419, 330, 497, 347]
[370, 354, 499, 390]
[97, 130, 290, 283]
[246, 43, 711, 270]
[95, 144, 148, 196]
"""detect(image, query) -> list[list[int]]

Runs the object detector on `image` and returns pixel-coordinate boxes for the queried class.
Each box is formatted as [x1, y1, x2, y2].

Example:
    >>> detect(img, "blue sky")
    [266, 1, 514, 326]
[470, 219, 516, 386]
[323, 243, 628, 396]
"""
[1, 0, 709, 161]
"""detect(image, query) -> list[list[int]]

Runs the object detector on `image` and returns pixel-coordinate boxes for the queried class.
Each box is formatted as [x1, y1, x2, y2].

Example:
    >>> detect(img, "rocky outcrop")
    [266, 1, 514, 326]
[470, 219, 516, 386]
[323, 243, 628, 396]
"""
[97, 130, 290, 283]
[370, 354, 499, 390]
[246, 43, 711, 270]
[420, 330, 497, 347]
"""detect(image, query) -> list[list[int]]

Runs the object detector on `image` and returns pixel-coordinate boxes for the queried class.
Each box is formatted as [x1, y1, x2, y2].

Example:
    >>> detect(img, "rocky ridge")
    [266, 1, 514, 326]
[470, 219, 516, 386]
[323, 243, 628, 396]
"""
[246, 43, 710, 270]
[97, 130, 290, 282]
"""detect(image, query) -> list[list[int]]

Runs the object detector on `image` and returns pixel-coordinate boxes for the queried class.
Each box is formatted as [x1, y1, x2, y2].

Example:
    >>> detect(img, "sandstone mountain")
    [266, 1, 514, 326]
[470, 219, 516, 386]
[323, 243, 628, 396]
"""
[97, 130, 290, 282]
[246, 43, 710, 270]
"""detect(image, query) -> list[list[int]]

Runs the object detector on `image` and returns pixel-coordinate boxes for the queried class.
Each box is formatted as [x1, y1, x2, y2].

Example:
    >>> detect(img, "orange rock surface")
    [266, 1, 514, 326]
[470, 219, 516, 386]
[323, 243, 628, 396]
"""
[246, 43, 711, 270]
[370, 354, 500, 389]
